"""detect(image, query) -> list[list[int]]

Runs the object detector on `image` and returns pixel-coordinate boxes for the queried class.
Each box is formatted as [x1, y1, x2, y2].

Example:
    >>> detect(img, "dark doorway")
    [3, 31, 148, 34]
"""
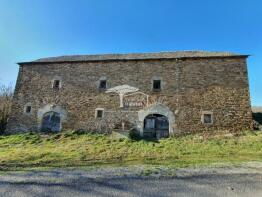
[41, 111, 61, 132]
[144, 114, 169, 139]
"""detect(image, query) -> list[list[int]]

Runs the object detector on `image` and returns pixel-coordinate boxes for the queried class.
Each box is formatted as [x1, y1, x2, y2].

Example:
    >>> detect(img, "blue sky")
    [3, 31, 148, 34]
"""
[0, 0, 261, 105]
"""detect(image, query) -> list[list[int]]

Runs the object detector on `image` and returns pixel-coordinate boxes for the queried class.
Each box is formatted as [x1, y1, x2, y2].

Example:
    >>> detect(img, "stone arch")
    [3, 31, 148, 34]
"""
[37, 104, 67, 131]
[143, 114, 169, 138]
[138, 104, 175, 137]
[41, 111, 61, 132]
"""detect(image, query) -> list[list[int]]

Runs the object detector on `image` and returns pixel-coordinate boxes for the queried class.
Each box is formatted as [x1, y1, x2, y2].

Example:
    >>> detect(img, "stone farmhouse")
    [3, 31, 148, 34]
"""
[6, 51, 253, 138]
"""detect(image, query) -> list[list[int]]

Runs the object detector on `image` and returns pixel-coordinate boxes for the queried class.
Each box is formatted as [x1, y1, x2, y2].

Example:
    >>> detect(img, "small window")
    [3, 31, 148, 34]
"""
[97, 110, 103, 118]
[201, 112, 213, 124]
[153, 80, 161, 91]
[203, 114, 212, 124]
[95, 108, 104, 118]
[99, 80, 107, 89]
[25, 105, 32, 114]
[53, 80, 60, 89]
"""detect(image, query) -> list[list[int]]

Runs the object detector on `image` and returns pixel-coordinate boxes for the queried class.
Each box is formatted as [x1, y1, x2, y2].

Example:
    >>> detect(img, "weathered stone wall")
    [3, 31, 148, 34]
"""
[6, 57, 253, 135]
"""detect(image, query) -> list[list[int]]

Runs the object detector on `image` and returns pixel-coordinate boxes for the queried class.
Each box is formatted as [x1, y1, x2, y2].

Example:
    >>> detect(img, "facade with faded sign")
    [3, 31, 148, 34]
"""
[6, 51, 253, 138]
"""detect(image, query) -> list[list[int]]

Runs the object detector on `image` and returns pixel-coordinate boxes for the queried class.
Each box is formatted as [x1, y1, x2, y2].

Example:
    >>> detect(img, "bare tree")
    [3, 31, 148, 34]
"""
[0, 83, 13, 134]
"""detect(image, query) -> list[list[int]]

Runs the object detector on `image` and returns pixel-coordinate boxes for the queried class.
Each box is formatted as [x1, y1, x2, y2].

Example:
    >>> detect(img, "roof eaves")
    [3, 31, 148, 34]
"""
[17, 54, 249, 65]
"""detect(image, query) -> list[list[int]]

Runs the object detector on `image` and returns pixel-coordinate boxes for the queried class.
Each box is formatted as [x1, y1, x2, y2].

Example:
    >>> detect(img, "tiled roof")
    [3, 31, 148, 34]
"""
[20, 51, 248, 64]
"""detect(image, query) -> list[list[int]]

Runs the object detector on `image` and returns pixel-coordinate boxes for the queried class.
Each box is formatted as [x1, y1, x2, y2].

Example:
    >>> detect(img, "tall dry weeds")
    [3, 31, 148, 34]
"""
[0, 83, 13, 133]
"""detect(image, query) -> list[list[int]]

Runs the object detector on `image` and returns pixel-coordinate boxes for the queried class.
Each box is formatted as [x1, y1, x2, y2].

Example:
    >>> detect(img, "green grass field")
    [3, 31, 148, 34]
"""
[0, 131, 261, 170]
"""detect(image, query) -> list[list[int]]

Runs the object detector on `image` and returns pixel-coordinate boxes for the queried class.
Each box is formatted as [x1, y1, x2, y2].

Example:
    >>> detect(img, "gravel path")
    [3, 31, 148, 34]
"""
[0, 163, 261, 197]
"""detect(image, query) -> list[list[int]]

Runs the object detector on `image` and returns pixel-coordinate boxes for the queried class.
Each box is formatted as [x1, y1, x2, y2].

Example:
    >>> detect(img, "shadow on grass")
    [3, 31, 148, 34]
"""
[129, 131, 160, 143]
[136, 137, 160, 143]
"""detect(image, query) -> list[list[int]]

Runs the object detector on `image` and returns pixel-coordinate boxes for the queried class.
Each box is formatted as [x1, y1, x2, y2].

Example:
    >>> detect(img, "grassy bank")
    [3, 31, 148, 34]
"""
[0, 131, 261, 170]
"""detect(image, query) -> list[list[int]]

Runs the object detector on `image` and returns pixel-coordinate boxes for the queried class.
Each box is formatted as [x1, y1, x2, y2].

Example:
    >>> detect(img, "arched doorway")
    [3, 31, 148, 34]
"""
[138, 104, 175, 138]
[41, 111, 61, 132]
[144, 114, 169, 139]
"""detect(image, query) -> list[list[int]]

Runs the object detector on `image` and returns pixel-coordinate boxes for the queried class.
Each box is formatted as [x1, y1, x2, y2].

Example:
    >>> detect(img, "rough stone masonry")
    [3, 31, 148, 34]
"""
[6, 51, 253, 138]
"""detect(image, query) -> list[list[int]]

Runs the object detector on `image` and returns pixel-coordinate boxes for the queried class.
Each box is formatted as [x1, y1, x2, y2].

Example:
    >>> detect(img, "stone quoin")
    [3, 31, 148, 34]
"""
[6, 51, 253, 138]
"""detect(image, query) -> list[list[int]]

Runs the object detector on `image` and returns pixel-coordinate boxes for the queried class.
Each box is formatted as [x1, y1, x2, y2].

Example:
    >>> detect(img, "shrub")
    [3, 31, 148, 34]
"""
[129, 129, 142, 140]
